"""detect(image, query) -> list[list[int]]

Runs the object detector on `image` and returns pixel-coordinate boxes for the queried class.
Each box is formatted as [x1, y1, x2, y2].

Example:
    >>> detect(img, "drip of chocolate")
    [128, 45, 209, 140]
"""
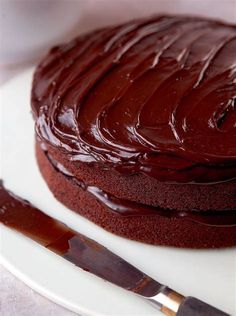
[0, 181, 162, 297]
[47, 154, 236, 227]
[32, 15, 236, 184]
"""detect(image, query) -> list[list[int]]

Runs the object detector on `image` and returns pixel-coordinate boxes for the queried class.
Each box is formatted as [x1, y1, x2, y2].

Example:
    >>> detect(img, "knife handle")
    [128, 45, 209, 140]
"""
[146, 289, 230, 316]
[176, 296, 230, 316]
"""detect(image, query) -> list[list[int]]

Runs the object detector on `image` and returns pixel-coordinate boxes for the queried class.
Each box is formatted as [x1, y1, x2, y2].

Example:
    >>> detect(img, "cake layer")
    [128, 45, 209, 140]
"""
[32, 15, 236, 184]
[43, 142, 236, 211]
[32, 15, 236, 248]
[36, 143, 236, 248]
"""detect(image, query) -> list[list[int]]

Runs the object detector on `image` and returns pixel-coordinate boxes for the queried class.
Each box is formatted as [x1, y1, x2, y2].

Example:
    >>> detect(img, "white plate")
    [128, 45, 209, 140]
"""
[0, 69, 235, 316]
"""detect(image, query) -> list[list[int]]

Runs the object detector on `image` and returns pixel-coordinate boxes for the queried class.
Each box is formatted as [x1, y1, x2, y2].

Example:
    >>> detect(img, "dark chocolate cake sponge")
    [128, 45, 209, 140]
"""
[31, 15, 236, 247]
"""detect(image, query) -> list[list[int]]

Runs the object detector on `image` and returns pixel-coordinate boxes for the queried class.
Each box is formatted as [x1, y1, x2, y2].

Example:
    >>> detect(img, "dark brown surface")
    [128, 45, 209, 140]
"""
[45, 147, 236, 227]
[43, 141, 236, 212]
[31, 15, 236, 247]
[42, 142, 236, 212]
[32, 15, 236, 185]
[36, 143, 236, 248]
[0, 181, 163, 297]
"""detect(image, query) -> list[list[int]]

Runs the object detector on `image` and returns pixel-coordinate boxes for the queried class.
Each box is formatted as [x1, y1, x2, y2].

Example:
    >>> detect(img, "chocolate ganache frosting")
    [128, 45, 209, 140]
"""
[32, 15, 236, 184]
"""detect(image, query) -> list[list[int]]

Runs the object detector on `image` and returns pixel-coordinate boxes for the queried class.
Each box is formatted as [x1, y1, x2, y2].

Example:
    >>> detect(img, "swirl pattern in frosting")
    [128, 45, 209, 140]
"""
[32, 15, 236, 183]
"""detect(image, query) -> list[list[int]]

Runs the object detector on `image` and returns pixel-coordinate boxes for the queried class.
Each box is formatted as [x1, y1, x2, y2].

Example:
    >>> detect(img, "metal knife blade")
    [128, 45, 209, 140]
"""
[0, 182, 230, 316]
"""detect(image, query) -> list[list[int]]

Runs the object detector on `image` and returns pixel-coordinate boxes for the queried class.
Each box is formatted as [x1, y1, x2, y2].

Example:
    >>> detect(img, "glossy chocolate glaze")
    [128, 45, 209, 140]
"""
[0, 181, 162, 297]
[46, 152, 236, 227]
[32, 15, 236, 184]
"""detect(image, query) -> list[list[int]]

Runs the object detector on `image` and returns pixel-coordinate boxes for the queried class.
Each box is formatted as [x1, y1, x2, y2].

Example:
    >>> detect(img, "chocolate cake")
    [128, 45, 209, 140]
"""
[31, 15, 236, 248]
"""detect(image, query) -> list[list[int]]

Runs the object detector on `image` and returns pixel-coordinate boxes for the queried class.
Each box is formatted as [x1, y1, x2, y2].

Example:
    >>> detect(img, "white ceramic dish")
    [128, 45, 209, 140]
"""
[0, 69, 235, 315]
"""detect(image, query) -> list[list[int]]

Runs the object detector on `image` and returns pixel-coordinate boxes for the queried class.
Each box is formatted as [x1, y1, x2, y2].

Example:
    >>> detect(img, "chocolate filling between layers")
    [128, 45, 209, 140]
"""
[43, 149, 236, 227]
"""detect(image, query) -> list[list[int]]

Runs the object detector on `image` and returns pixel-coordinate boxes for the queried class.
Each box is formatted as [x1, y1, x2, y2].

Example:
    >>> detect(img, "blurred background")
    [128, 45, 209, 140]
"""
[0, 0, 235, 84]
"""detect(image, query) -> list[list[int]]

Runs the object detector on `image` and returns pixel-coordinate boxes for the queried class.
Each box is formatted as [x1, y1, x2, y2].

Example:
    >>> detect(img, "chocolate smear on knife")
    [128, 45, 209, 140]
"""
[0, 181, 162, 297]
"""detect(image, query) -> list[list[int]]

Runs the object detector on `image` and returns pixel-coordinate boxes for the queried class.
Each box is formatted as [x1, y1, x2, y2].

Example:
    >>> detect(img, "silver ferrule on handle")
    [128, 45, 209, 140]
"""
[142, 287, 184, 316]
